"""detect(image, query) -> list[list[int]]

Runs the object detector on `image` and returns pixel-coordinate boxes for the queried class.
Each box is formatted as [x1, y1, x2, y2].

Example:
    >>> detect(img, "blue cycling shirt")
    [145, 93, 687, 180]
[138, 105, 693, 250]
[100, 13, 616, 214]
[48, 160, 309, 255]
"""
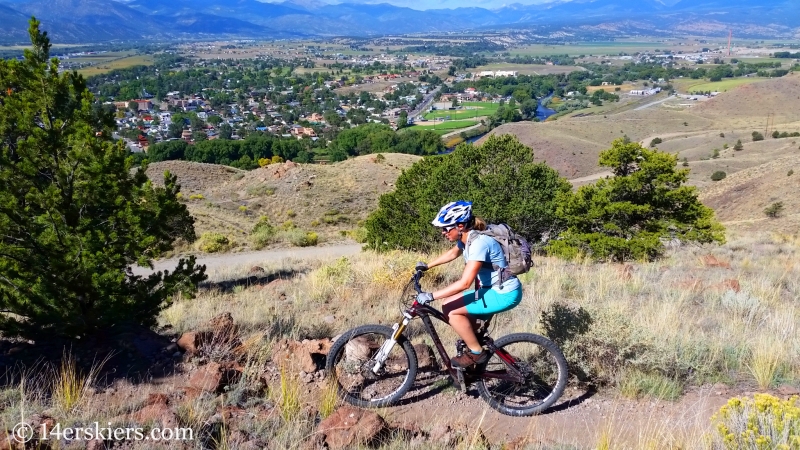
[457, 231, 521, 292]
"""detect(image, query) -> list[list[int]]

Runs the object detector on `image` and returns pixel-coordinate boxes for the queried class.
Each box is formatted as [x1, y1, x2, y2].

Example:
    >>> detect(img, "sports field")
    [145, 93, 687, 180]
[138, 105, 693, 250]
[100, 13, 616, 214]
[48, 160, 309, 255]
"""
[423, 101, 498, 120]
[411, 119, 479, 133]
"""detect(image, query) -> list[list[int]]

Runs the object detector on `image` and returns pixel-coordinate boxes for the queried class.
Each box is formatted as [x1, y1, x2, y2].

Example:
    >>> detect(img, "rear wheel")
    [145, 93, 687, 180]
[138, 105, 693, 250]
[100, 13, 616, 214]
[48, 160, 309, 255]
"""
[476, 333, 568, 416]
[325, 324, 418, 408]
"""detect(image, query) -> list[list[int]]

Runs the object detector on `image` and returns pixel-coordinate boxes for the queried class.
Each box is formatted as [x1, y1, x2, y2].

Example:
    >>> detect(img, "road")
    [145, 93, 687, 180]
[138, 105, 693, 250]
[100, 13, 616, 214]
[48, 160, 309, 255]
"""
[408, 86, 442, 120]
[633, 93, 676, 111]
[130, 244, 363, 276]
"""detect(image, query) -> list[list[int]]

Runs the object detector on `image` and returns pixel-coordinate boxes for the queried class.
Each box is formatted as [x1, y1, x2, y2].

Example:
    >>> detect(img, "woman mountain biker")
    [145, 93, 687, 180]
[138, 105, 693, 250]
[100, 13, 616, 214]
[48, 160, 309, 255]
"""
[415, 201, 523, 368]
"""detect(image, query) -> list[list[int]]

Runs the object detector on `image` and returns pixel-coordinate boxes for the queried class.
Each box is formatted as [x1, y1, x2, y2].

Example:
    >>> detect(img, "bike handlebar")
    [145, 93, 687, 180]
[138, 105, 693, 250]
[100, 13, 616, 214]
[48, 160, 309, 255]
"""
[412, 270, 424, 294]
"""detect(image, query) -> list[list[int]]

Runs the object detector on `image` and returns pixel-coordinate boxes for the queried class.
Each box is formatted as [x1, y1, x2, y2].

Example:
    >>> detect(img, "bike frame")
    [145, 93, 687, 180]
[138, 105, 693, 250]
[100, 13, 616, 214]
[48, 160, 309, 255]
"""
[377, 271, 526, 384]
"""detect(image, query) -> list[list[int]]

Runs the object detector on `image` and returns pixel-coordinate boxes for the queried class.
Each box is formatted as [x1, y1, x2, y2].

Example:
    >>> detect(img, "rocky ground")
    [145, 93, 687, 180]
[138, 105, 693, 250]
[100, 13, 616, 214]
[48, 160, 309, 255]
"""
[4, 308, 798, 450]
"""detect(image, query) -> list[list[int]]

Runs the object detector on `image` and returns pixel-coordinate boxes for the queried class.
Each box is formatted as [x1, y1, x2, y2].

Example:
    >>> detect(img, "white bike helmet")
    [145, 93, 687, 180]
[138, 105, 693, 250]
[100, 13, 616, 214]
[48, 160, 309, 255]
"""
[431, 201, 473, 227]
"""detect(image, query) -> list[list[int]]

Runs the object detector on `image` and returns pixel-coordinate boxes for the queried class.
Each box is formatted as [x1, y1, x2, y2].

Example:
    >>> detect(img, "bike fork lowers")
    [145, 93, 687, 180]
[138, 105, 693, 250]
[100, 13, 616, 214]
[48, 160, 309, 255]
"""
[371, 316, 410, 374]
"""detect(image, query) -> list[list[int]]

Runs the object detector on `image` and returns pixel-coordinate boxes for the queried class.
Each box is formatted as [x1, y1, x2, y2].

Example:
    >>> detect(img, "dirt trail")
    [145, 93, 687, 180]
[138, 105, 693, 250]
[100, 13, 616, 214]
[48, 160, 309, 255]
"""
[385, 376, 748, 448]
[130, 244, 362, 276]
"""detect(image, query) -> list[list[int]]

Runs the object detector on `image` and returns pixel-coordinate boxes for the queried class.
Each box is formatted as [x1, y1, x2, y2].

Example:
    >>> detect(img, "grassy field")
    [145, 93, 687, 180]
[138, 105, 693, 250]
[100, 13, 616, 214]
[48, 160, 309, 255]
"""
[412, 119, 479, 131]
[76, 54, 154, 76]
[675, 77, 769, 93]
[423, 103, 495, 120]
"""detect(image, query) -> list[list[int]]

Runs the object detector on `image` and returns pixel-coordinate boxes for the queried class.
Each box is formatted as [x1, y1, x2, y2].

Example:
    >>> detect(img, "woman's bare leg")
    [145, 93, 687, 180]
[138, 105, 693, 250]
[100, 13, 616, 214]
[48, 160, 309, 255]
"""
[441, 293, 481, 351]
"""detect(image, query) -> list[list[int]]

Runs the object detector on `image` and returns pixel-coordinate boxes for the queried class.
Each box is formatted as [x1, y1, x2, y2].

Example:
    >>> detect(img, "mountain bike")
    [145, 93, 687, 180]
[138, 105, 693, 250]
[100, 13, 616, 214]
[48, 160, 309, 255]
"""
[325, 269, 568, 417]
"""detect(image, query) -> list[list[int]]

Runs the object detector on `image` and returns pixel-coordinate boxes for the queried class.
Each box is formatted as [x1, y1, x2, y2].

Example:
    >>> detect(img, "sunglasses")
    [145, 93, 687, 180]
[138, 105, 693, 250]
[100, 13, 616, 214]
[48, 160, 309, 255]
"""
[441, 225, 457, 233]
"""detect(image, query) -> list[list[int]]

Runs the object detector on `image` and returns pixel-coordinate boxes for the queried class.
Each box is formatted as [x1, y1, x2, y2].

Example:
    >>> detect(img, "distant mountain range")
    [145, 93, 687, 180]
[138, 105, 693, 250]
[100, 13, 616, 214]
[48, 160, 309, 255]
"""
[0, 0, 797, 43]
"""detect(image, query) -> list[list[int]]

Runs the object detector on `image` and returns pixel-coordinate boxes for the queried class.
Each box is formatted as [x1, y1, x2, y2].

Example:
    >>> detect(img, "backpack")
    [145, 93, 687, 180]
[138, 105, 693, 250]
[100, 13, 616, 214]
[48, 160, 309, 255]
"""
[465, 223, 533, 283]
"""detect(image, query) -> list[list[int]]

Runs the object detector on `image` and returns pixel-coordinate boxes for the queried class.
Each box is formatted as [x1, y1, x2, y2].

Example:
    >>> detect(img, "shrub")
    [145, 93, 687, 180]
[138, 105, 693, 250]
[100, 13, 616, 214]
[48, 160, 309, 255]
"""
[711, 171, 727, 181]
[789, 170, 794, 176]
[711, 394, 800, 449]
[764, 202, 784, 218]
[286, 209, 296, 218]
[734, 139, 744, 151]
[720, 132, 725, 138]
[682, 157, 689, 167]
[365, 134, 571, 251]
[374, 153, 386, 163]
[246, 185, 275, 196]
[197, 233, 232, 253]
[712, 148, 720, 159]
[752, 131, 764, 142]
[344, 228, 368, 243]
[250, 216, 275, 249]
[238, 205, 247, 212]
[189, 193, 205, 200]
[649, 137, 662, 147]
[548, 138, 725, 262]
[278, 229, 318, 247]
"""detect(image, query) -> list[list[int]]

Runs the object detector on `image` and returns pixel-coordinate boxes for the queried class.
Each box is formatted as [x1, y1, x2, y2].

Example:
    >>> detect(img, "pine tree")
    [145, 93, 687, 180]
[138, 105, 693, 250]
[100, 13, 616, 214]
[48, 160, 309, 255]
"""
[0, 19, 206, 339]
[364, 135, 570, 251]
[548, 138, 725, 262]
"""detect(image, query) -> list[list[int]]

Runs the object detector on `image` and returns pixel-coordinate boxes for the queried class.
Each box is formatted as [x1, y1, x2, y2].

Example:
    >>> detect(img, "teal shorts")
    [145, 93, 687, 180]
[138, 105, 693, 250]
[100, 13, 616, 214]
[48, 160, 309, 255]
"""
[462, 287, 522, 318]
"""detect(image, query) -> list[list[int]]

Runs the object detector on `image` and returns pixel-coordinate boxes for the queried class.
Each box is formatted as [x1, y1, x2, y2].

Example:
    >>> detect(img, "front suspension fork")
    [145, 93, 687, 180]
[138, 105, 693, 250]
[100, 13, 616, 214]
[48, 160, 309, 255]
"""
[371, 316, 410, 374]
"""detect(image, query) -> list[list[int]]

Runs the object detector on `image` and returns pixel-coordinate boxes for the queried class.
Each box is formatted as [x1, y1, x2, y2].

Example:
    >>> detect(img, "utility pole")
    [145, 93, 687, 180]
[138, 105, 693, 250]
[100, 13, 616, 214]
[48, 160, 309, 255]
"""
[765, 113, 774, 137]
[728, 30, 732, 57]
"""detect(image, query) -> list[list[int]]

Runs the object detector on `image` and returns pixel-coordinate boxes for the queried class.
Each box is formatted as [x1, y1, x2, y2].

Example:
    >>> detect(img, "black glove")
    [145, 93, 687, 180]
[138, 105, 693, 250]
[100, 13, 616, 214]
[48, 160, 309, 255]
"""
[415, 261, 428, 272]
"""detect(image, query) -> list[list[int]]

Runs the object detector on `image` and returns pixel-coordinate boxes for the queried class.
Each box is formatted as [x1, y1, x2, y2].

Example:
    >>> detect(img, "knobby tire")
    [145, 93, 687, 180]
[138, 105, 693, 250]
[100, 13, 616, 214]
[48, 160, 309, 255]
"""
[476, 332, 568, 416]
[325, 324, 418, 408]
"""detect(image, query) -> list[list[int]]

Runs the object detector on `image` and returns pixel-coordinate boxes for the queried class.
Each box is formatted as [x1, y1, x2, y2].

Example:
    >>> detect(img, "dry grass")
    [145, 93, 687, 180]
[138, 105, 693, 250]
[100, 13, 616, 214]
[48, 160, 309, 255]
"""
[161, 229, 800, 394]
[143, 154, 419, 252]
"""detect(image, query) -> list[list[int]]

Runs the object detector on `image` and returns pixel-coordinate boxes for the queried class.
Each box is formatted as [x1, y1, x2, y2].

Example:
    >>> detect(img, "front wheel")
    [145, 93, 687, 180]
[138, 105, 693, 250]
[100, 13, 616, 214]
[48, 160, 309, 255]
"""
[476, 333, 568, 416]
[325, 324, 418, 408]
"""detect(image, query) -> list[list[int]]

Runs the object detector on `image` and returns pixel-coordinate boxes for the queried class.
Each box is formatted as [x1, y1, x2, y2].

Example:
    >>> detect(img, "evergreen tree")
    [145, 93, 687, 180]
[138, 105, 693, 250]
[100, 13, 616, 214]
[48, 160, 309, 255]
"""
[0, 19, 206, 339]
[547, 138, 725, 262]
[364, 135, 570, 251]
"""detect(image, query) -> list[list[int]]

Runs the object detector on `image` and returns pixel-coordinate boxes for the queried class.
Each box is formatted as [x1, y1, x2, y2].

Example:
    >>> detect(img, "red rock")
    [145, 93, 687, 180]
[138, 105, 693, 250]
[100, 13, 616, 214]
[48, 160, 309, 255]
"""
[271, 339, 332, 373]
[317, 406, 386, 449]
[616, 264, 634, 280]
[132, 401, 179, 429]
[701, 255, 731, 269]
[177, 331, 202, 355]
[187, 362, 223, 392]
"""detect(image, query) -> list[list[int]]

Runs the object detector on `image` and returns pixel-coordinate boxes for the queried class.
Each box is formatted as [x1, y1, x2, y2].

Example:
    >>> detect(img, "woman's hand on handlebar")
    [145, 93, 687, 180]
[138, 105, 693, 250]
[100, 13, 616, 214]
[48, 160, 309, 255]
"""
[416, 292, 434, 305]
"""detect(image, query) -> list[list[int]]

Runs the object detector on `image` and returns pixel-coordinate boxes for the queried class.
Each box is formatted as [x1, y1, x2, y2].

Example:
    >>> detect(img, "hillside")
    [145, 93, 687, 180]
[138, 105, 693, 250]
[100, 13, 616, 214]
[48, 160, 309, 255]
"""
[699, 153, 800, 231]
[144, 153, 420, 249]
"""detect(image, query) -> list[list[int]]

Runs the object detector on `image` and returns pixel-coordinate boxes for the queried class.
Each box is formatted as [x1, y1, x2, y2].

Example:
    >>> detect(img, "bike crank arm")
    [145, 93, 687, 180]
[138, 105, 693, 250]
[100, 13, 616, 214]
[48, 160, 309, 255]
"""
[371, 318, 409, 374]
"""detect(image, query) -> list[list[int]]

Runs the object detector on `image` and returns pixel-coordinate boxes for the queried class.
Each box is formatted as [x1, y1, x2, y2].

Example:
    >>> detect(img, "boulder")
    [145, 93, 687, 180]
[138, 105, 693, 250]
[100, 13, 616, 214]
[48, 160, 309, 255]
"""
[176, 331, 204, 355]
[271, 339, 332, 373]
[317, 406, 386, 449]
[186, 361, 241, 393]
